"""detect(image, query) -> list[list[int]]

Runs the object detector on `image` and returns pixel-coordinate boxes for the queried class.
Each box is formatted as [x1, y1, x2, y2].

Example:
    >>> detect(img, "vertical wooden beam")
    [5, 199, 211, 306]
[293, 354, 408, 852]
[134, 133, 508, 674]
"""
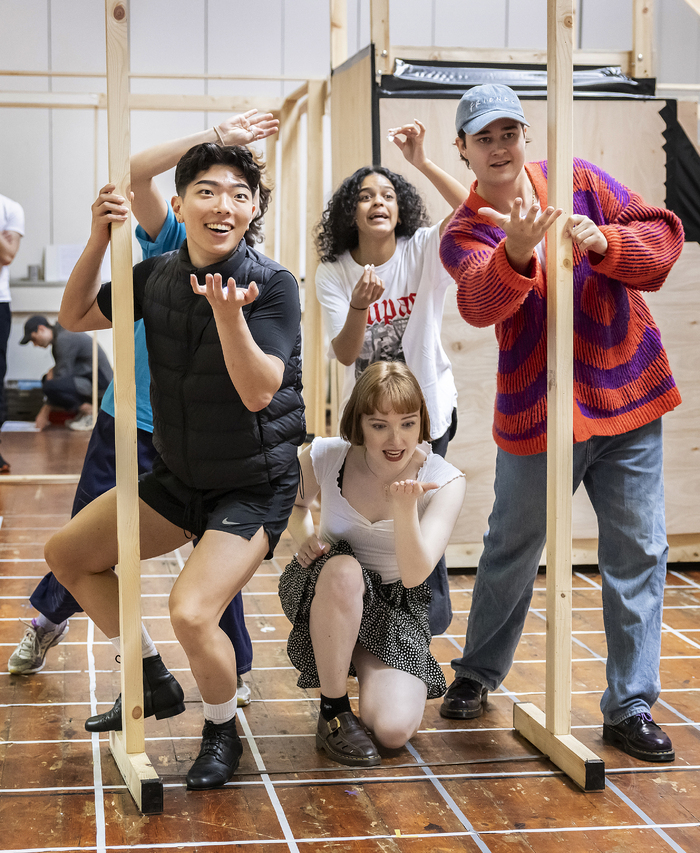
[330, 0, 348, 70]
[303, 80, 327, 438]
[370, 0, 391, 79]
[512, 0, 605, 792]
[544, 0, 575, 739]
[264, 122, 278, 262]
[631, 0, 654, 78]
[104, 0, 162, 815]
[279, 98, 302, 280]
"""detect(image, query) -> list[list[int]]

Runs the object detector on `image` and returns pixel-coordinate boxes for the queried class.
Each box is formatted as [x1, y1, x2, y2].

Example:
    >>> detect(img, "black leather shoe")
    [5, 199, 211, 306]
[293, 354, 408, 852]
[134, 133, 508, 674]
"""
[602, 712, 675, 762]
[84, 653, 185, 732]
[186, 718, 243, 789]
[316, 711, 380, 767]
[440, 676, 488, 719]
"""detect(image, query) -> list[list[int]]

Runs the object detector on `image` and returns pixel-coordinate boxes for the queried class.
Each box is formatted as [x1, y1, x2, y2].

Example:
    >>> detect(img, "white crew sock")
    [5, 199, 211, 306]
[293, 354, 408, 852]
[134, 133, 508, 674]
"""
[108, 624, 158, 659]
[202, 696, 238, 725]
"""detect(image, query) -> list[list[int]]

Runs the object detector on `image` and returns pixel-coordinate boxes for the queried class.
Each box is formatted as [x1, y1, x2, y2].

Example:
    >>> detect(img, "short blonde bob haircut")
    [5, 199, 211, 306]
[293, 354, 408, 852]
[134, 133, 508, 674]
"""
[339, 361, 431, 446]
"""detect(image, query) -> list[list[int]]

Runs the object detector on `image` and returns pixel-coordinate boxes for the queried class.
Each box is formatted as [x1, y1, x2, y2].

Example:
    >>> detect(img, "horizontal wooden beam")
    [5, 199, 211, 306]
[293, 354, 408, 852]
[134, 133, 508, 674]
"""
[0, 69, 322, 82]
[513, 703, 605, 792]
[109, 731, 162, 814]
[446, 534, 700, 569]
[1, 474, 81, 485]
[390, 45, 633, 74]
[0, 92, 284, 112]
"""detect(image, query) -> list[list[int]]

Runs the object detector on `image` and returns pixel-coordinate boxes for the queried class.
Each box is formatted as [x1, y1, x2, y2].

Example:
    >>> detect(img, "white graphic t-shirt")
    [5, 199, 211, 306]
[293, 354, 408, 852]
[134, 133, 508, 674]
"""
[315, 223, 457, 440]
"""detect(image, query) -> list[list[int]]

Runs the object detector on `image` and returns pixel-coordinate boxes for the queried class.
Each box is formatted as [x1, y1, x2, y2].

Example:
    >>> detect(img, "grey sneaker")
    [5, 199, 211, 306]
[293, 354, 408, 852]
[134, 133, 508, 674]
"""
[237, 675, 251, 707]
[8, 619, 69, 674]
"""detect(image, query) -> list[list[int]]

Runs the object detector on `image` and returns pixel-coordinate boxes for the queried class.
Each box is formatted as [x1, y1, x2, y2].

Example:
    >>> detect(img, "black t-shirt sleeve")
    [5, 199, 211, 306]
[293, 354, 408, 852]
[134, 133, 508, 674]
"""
[246, 270, 301, 364]
[95, 256, 158, 322]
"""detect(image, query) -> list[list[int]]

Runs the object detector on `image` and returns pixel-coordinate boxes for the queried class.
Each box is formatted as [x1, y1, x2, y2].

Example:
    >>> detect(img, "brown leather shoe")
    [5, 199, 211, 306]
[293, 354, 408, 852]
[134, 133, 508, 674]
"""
[603, 713, 675, 762]
[440, 676, 488, 719]
[316, 711, 381, 767]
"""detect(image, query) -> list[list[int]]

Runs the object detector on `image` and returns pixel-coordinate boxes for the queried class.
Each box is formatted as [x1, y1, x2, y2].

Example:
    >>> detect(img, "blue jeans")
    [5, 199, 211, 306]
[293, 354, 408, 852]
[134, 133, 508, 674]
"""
[452, 418, 668, 725]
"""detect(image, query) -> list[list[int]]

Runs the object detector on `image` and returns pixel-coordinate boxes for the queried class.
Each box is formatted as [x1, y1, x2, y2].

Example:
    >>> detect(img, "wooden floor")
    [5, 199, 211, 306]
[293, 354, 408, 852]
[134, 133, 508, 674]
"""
[1, 426, 700, 853]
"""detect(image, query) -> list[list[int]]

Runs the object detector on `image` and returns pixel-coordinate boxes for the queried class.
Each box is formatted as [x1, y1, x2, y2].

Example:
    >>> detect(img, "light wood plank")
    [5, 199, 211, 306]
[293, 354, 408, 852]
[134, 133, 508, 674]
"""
[545, 0, 575, 739]
[330, 0, 348, 70]
[105, 0, 160, 814]
[303, 80, 328, 438]
[631, 0, 655, 78]
[370, 0, 391, 77]
[330, 48, 374, 188]
[514, 703, 605, 792]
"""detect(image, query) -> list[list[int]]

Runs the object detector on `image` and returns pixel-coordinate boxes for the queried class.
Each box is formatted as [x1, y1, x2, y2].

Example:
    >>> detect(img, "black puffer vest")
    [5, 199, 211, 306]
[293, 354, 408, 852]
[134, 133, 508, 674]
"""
[137, 240, 305, 490]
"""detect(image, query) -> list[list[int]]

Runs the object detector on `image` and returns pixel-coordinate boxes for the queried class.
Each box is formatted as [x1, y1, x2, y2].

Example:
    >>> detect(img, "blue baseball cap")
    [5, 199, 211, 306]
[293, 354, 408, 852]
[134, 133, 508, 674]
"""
[455, 84, 528, 135]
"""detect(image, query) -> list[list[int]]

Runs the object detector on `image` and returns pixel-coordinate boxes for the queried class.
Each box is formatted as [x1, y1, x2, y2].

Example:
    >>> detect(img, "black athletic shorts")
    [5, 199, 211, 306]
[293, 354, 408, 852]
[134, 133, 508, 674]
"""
[138, 454, 299, 559]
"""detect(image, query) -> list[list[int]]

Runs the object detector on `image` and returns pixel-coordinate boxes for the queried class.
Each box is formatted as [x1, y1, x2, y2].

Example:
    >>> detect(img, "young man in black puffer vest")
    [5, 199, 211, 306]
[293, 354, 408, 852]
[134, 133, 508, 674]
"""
[44, 144, 305, 790]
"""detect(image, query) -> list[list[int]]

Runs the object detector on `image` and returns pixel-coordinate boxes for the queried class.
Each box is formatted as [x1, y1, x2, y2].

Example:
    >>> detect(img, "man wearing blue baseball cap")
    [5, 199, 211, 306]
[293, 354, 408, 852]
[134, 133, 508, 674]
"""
[439, 83, 684, 764]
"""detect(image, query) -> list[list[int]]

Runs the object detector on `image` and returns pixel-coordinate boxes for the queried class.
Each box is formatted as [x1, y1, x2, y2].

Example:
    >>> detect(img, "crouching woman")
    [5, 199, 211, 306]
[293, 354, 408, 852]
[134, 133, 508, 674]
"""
[279, 362, 466, 766]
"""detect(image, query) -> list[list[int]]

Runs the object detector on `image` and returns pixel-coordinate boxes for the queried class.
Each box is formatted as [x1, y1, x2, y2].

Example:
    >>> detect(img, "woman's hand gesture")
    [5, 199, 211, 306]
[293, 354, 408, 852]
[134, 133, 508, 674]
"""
[295, 535, 329, 568]
[349, 264, 385, 312]
[387, 119, 428, 170]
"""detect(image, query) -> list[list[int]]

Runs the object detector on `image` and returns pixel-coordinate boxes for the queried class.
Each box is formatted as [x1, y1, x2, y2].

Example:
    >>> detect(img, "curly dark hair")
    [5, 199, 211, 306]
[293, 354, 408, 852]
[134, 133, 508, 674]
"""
[315, 166, 430, 263]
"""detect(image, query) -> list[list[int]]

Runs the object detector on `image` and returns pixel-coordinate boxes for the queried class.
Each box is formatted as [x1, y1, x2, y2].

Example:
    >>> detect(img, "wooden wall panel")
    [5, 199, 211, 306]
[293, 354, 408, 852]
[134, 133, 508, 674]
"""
[330, 48, 374, 189]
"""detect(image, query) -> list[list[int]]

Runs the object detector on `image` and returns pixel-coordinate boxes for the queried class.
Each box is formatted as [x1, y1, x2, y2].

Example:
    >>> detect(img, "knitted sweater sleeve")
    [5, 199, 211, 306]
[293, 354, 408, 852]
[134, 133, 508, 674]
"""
[439, 198, 545, 329]
[575, 160, 684, 292]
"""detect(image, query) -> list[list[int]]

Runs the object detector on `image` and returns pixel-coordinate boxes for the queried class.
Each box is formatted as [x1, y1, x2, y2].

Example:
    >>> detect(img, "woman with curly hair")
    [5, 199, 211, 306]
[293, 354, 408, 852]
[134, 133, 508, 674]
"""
[315, 121, 468, 635]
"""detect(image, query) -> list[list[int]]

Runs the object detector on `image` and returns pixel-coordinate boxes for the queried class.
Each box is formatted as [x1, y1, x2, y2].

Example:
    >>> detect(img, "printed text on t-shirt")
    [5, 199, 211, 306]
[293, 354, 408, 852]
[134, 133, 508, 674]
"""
[366, 293, 416, 326]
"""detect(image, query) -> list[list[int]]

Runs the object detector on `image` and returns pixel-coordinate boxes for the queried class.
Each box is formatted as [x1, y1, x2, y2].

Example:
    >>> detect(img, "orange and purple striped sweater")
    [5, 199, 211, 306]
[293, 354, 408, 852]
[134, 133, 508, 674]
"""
[439, 159, 684, 456]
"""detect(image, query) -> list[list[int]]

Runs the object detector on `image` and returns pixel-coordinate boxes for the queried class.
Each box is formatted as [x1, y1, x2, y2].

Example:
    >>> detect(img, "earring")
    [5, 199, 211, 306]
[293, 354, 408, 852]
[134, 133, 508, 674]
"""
[465, 159, 470, 169]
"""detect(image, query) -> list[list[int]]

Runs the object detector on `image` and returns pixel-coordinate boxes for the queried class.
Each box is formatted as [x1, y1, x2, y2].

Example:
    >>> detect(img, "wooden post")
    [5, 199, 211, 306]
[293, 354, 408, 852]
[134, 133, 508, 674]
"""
[104, 0, 162, 815]
[370, 0, 391, 79]
[512, 0, 605, 792]
[330, 0, 348, 70]
[264, 123, 278, 262]
[303, 80, 327, 438]
[279, 92, 304, 280]
[631, 0, 654, 78]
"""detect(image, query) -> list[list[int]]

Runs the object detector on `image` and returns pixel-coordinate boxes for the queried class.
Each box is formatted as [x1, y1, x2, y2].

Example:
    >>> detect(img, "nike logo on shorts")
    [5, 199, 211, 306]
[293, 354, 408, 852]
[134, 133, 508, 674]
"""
[222, 518, 241, 526]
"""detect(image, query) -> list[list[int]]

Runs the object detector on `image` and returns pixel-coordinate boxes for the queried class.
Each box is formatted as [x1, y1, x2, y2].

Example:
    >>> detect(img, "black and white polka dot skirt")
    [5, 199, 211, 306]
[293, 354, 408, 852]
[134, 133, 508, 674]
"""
[278, 540, 447, 699]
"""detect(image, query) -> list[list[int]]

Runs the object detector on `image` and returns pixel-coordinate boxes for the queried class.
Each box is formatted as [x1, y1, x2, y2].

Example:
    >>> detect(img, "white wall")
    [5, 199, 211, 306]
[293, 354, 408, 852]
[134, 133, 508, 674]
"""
[1, 0, 698, 378]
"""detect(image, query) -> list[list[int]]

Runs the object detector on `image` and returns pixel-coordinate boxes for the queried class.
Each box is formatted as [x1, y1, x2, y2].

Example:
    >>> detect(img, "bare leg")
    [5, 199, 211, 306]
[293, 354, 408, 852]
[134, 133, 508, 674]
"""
[169, 527, 269, 705]
[309, 555, 365, 697]
[44, 487, 189, 638]
[353, 645, 427, 750]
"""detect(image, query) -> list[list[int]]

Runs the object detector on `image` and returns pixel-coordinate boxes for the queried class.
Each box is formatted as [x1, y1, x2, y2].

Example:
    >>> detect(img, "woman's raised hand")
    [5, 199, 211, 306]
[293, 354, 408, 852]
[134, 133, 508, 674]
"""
[349, 264, 385, 312]
[387, 119, 427, 169]
[388, 479, 438, 503]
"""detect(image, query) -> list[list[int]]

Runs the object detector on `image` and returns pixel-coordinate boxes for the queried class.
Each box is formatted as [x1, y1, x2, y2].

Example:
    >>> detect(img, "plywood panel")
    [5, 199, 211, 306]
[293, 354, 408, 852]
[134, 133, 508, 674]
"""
[378, 96, 699, 553]
[330, 48, 374, 189]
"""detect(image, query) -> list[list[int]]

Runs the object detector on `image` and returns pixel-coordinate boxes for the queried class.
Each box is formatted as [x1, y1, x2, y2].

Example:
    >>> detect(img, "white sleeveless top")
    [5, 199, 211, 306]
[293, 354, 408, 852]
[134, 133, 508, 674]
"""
[310, 436, 464, 584]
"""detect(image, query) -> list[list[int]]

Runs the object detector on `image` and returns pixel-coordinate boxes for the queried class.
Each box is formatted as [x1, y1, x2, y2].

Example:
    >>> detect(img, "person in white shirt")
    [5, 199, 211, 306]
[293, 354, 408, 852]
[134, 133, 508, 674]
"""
[315, 121, 468, 635]
[279, 362, 466, 767]
[0, 193, 25, 473]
